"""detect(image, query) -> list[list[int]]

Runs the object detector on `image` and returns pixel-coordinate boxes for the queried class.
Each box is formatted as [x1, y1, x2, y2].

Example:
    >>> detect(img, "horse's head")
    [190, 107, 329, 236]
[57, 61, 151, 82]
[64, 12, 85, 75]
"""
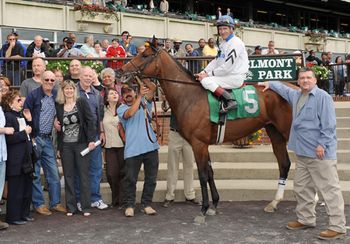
[119, 36, 162, 84]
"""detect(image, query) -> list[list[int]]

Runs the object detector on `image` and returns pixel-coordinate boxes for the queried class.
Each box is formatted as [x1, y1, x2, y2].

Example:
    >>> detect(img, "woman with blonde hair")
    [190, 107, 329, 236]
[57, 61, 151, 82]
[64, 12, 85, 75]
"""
[54, 80, 96, 216]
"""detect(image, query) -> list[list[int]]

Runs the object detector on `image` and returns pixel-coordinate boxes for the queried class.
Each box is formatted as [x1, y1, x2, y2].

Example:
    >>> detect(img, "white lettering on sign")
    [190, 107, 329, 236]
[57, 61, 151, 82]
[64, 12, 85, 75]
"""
[258, 70, 293, 80]
[249, 58, 294, 69]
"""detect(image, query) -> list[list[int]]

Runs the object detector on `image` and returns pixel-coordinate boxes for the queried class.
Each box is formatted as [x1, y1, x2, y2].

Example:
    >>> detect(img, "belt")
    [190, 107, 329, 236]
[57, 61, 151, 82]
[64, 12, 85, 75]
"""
[38, 133, 51, 138]
[170, 128, 179, 133]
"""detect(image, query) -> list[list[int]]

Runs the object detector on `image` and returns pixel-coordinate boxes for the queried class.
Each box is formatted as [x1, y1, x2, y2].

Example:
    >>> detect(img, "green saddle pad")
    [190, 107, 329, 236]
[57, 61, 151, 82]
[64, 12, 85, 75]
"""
[208, 85, 260, 124]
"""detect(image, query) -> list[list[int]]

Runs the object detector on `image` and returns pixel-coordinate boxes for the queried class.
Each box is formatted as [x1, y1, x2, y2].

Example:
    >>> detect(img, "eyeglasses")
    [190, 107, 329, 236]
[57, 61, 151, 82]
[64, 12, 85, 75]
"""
[44, 78, 56, 83]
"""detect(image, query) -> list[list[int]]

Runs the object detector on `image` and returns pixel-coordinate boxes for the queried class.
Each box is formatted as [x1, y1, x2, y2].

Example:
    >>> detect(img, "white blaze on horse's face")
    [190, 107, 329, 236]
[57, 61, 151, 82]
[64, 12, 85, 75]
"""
[218, 26, 233, 40]
[297, 71, 317, 93]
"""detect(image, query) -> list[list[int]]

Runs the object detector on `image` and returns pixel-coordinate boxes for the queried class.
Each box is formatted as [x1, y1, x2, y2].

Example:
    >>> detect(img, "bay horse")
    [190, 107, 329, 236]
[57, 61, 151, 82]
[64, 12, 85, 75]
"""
[120, 38, 293, 223]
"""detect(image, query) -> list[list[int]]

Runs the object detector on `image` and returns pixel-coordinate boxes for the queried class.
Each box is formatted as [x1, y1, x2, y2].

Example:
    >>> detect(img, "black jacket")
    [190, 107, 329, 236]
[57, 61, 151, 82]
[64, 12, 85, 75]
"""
[5, 110, 32, 177]
[55, 98, 96, 152]
[26, 41, 49, 69]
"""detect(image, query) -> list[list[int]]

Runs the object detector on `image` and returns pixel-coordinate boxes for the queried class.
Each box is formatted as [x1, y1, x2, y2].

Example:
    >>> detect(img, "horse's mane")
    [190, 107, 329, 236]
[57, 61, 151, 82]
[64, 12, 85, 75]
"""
[162, 49, 197, 82]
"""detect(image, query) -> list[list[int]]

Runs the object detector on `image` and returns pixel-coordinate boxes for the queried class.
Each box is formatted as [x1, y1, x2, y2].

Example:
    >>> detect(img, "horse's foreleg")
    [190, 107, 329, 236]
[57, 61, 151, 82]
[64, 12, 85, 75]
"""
[191, 144, 211, 223]
[264, 125, 291, 213]
[207, 158, 219, 216]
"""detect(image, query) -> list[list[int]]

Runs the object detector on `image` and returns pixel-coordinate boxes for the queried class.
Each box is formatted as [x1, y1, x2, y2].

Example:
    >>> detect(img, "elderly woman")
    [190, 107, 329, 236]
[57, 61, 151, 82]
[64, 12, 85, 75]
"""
[100, 68, 123, 102]
[103, 88, 125, 208]
[55, 80, 96, 216]
[3, 90, 33, 225]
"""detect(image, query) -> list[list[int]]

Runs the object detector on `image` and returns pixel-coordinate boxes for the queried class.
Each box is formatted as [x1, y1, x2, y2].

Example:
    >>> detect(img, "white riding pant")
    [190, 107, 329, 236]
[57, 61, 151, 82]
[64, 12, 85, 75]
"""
[200, 74, 245, 92]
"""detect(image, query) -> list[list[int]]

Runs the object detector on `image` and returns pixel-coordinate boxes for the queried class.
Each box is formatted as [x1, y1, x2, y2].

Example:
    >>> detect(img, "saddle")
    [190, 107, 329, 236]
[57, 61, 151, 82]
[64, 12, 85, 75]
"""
[207, 85, 260, 125]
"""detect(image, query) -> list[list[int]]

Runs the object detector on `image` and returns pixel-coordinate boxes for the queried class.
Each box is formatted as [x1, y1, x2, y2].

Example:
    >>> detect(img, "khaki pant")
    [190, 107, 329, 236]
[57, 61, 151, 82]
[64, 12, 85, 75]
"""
[294, 156, 346, 233]
[165, 131, 195, 201]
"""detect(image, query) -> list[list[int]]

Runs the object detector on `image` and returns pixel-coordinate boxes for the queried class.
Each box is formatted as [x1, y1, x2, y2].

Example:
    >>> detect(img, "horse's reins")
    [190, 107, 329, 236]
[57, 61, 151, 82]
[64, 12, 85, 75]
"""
[124, 46, 203, 143]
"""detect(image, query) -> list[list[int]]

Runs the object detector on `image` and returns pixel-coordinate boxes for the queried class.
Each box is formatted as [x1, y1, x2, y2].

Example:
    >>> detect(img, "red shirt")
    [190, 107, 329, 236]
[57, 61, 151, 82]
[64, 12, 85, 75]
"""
[106, 45, 126, 69]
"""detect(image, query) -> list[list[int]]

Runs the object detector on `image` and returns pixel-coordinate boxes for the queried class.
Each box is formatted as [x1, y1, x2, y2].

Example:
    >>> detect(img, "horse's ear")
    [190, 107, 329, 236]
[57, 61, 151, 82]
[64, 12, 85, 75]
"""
[152, 35, 158, 48]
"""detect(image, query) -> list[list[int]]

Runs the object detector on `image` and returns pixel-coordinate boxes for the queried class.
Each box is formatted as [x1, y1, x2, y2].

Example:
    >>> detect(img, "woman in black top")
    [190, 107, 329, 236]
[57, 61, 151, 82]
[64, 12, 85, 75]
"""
[3, 90, 33, 225]
[55, 80, 96, 216]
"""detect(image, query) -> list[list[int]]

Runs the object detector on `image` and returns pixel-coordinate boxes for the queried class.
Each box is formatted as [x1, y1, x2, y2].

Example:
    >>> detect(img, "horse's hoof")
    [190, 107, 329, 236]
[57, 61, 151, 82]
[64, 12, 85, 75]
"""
[194, 214, 206, 224]
[206, 208, 216, 216]
[264, 204, 276, 213]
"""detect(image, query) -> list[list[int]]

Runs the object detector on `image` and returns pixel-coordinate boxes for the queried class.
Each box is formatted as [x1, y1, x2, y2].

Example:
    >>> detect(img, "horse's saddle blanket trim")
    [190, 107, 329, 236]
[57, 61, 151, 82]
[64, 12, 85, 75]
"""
[208, 85, 260, 124]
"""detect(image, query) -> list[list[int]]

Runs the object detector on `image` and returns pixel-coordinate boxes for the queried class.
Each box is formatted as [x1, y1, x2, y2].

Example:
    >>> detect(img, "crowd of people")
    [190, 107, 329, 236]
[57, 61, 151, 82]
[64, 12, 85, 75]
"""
[0, 14, 348, 241]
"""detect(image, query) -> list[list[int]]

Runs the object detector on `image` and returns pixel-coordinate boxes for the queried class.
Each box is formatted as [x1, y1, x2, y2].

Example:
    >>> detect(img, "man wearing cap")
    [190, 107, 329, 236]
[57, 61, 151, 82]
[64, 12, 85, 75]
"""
[117, 81, 159, 217]
[253, 45, 262, 55]
[172, 39, 186, 65]
[57, 37, 83, 58]
[196, 15, 249, 113]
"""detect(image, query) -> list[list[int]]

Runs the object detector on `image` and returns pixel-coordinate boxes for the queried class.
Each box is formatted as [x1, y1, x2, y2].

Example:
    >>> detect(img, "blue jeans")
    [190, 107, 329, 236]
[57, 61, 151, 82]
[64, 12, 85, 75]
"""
[0, 160, 5, 198]
[32, 136, 61, 208]
[75, 142, 102, 203]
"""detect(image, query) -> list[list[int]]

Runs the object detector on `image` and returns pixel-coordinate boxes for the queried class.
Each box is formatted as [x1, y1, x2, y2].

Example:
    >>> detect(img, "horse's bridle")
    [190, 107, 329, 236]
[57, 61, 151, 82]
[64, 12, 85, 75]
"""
[122, 47, 201, 86]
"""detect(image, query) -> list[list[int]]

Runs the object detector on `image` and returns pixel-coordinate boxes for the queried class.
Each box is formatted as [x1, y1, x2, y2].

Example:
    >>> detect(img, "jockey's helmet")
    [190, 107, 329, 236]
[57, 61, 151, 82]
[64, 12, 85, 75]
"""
[216, 15, 235, 28]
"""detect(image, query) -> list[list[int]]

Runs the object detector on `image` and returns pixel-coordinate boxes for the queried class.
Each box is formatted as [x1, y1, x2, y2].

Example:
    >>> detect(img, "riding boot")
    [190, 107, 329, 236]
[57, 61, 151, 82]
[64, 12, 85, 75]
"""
[214, 87, 237, 113]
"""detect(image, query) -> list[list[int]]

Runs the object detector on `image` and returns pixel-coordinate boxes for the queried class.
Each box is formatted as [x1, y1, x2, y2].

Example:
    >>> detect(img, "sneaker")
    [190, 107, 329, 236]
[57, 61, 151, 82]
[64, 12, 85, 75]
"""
[163, 199, 174, 208]
[77, 202, 82, 212]
[91, 200, 108, 210]
[141, 206, 157, 215]
[125, 207, 134, 217]
[51, 204, 67, 213]
[0, 220, 9, 230]
[35, 205, 52, 216]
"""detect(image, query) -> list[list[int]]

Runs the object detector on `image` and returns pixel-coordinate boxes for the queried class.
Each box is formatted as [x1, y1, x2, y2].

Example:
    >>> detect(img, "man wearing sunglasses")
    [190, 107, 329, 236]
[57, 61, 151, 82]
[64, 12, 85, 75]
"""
[196, 15, 249, 113]
[24, 71, 66, 216]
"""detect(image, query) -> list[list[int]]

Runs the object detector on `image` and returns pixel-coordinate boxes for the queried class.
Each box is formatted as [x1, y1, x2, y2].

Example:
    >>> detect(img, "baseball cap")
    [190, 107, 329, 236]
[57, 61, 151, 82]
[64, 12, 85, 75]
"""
[121, 84, 134, 95]
[255, 45, 262, 50]
[43, 38, 50, 42]
[66, 37, 74, 44]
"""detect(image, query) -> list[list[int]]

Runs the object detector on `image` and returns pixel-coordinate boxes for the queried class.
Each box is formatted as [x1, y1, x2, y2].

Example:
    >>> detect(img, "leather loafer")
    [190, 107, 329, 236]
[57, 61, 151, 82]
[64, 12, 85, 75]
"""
[125, 207, 134, 217]
[318, 229, 346, 240]
[286, 221, 315, 230]
[8, 220, 27, 225]
[141, 206, 157, 215]
[35, 205, 52, 216]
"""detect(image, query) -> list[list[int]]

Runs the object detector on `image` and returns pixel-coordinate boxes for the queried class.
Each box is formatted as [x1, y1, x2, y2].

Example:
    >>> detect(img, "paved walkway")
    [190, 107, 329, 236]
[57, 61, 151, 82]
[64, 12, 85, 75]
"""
[0, 201, 349, 243]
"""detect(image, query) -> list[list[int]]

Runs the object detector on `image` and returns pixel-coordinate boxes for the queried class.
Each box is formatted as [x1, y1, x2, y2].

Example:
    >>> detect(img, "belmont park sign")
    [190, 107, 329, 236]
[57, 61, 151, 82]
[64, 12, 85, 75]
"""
[245, 56, 297, 82]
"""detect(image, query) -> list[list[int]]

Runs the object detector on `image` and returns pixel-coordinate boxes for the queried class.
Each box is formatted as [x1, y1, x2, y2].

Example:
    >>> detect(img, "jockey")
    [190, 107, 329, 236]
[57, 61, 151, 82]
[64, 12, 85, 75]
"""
[196, 15, 249, 112]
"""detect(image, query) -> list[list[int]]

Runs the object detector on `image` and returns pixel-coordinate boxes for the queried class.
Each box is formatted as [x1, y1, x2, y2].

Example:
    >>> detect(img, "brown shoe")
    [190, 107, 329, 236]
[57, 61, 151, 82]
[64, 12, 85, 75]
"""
[286, 221, 315, 230]
[125, 207, 134, 217]
[0, 220, 9, 230]
[51, 204, 67, 213]
[318, 229, 346, 240]
[35, 205, 52, 216]
[141, 206, 157, 215]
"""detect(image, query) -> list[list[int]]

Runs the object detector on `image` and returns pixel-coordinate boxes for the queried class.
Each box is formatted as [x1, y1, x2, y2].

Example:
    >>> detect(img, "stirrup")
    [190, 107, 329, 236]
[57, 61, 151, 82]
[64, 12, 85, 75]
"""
[220, 101, 237, 114]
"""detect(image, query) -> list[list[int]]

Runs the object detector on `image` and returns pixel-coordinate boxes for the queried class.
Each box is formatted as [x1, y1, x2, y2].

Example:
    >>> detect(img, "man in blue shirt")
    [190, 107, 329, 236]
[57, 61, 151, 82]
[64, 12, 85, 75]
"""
[24, 71, 66, 216]
[117, 80, 159, 217]
[258, 67, 346, 240]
